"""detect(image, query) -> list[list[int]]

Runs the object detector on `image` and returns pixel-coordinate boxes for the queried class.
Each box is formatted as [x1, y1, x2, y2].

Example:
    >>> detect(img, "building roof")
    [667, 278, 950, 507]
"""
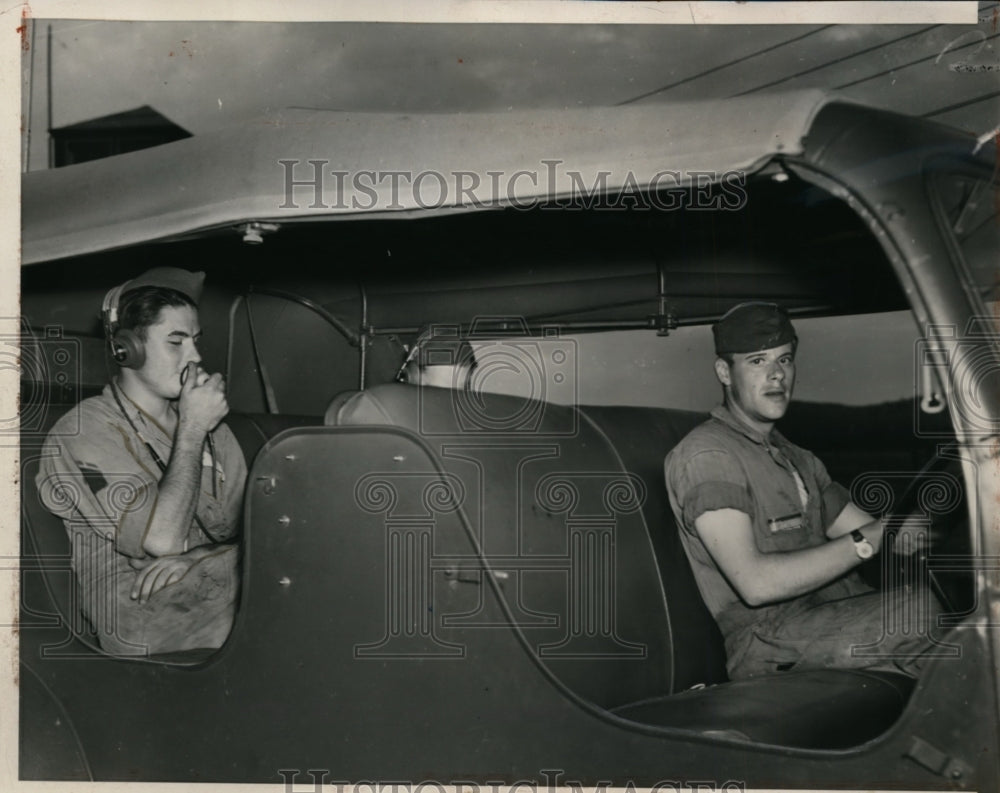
[51, 105, 190, 135]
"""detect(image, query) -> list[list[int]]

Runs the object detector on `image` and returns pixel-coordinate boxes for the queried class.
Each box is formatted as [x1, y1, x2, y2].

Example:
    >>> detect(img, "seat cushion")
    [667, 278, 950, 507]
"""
[324, 390, 362, 425]
[610, 668, 915, 749]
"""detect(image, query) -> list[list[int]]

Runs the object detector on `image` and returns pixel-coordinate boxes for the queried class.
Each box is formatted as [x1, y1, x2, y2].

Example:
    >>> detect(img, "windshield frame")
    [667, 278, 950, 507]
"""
[925, 155, 1000, 342]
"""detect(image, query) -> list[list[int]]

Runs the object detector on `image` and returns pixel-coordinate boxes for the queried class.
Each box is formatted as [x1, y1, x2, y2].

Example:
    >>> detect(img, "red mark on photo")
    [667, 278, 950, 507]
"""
[16, 6, 31, 52]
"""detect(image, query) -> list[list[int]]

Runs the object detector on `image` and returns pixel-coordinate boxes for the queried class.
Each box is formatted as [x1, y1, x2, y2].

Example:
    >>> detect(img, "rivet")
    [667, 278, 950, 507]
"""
[393, 455, 405, 462]
[278, 515, 291, 527]
[278, 577, 291, 586]
[285, 454, 297, 461]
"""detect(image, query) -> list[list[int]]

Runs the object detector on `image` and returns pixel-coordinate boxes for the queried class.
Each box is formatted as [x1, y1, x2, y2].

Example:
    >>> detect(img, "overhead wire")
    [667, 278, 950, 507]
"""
[836, 31, 1000, 89]
[616, 6, 999, 108]
[616, 26, 833, 106]
[924, 90, 1000, 118]
[734, 25, 941, 96]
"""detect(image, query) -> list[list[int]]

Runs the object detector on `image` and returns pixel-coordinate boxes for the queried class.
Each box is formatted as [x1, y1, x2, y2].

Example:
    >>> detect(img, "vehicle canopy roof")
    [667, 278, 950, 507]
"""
[23, 90, 845, 265]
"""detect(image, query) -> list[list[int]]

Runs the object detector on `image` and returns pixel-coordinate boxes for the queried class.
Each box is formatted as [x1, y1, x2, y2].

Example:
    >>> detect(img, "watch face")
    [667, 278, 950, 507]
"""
[856, 540, 874, 560]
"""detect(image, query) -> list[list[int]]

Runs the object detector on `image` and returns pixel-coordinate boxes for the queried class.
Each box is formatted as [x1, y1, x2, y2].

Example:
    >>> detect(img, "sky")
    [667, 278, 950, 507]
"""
[20, 6, 1000, 171]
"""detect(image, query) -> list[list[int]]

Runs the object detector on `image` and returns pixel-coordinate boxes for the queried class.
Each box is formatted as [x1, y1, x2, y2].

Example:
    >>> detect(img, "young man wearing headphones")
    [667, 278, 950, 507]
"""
[36, 267, 246, 656]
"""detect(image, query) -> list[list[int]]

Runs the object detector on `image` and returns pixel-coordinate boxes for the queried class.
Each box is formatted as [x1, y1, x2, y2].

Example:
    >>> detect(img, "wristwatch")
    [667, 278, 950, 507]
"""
[851, 529, 875, 560]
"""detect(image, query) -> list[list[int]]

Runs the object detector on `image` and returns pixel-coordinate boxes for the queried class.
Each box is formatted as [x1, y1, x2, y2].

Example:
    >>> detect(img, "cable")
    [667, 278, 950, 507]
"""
[923, 89, 1000, 119]
[616, 26, 833, 106]
[734, 25, 940, 97]
[244, 291, 279, 414]
[206, 432, 218, 500]
[836, 31, 1000, 89]
[109, 380, 225, 544]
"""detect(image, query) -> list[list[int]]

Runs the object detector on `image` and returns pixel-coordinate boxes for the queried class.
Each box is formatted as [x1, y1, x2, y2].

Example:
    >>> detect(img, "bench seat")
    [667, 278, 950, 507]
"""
[330, 384, 917, 749]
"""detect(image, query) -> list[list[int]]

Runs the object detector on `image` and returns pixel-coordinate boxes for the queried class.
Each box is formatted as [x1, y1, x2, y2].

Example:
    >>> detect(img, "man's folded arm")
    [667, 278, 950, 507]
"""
[694, 508, 883, 606]
[139, 424, 206, 557]
[826, 500, 880, 539]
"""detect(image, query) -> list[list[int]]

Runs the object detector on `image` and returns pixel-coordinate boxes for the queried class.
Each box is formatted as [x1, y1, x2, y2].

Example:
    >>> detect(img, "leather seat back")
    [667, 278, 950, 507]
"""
[578, 404, 728, 689]
[332, 384, 714, 705]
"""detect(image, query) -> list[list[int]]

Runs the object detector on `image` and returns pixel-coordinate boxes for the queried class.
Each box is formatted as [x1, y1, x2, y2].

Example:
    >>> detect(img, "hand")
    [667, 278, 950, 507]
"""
[130, 553, 198, 603]
[178, 362, 229, 435]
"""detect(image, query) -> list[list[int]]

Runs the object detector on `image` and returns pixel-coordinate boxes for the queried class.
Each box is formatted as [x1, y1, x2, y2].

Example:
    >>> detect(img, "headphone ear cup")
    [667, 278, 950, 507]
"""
[111, 329, 145, 369]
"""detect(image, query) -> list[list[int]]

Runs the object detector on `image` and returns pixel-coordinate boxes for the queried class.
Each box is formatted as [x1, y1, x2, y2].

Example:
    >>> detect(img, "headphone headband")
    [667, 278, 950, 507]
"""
[101, 283, 126, 330]
[101, 269, 204, 370]
[101, 282, 143, 368]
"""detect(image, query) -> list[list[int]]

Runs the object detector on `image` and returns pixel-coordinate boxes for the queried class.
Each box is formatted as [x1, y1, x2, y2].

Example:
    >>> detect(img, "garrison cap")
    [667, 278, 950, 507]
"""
[122, 267, 206, 305]
[713, 301, 797, 355]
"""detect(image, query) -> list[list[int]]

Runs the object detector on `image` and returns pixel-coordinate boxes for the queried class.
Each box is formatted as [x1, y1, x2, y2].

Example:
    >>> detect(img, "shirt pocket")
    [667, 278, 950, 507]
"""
[756, 509, 810, 552]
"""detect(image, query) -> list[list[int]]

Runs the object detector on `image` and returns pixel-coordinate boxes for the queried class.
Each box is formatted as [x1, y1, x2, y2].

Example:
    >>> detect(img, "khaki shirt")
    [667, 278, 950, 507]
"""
[36, 384, 246, 653]
[665, 405, 868, 640]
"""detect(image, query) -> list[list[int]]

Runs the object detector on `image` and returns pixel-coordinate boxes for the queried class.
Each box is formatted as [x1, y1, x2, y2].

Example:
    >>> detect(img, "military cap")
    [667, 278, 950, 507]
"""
[713, 301, 797, 355]
[122, 267, 206, 304]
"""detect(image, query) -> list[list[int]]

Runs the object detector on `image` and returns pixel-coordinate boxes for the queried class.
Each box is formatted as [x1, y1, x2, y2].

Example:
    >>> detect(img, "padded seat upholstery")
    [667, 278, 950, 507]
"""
[611, 669, 915, 748]
[578, 404, 728, 690]
[324, 390, 362, 426]
[330, 384, 917, 748]
[334, 383, 679, 707]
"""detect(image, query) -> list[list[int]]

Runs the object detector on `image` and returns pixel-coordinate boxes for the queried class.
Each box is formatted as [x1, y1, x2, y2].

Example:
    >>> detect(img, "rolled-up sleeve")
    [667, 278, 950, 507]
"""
[37, 432, 158, 559]
[668, 448, 753, 526]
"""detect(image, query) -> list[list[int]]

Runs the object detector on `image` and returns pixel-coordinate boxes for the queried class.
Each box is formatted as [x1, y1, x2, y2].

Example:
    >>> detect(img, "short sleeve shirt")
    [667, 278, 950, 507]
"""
[664, 405, 864, 637]
[35, 384, 247, 649]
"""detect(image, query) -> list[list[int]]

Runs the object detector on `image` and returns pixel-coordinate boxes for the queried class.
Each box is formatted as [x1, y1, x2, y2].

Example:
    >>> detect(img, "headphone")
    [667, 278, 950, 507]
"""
[394, 340, 422, 383]
[395, 326, 434, 383]
[101, 283, 146, 369]
[394, 326, 477, 384]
